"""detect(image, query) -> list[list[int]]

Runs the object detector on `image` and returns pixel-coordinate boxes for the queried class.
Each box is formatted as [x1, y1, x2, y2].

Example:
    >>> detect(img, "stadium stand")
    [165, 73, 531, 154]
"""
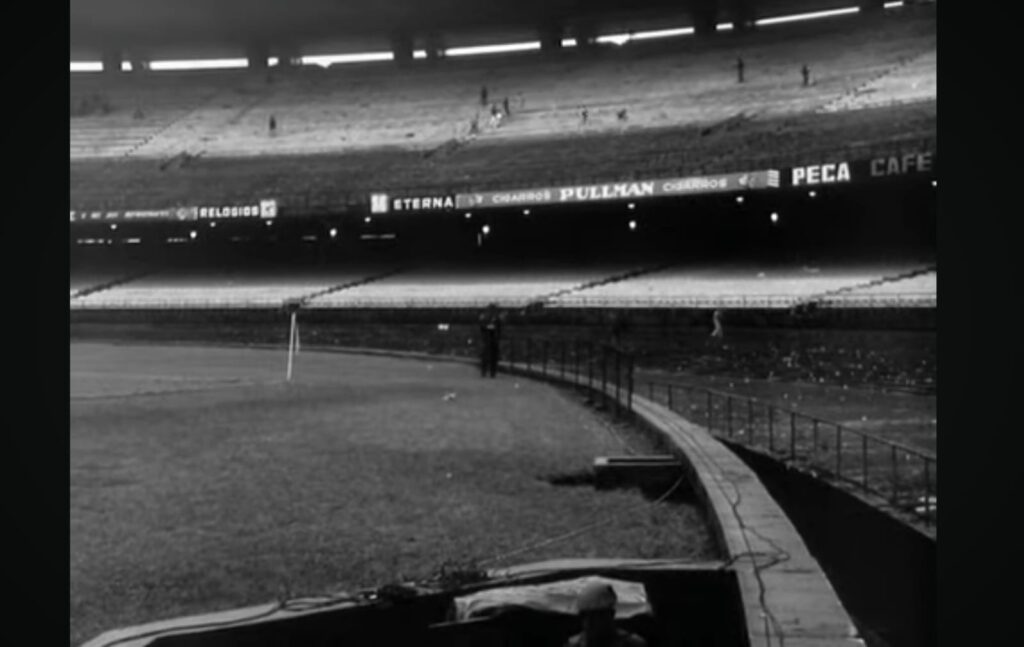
[71, 10, 934, 160]
[813, 268, 937, 307]
[68, 101, 934, 210]
[70, 265, 392, 309]
[305, 262, 651, 308]
[70, 8, 935, 208]
[70, 255, 154, 298]
[70, 72, 236, 158]
[819, 50, 937, 113]
[547, 261, 936, 308]
[69, 258, 937, 311]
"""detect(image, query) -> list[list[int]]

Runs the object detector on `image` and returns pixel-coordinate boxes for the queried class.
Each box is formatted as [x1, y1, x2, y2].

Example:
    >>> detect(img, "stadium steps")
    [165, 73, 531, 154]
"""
[817, 48, 935, 114]
[794, 264, 937, 308]
[71, 269, 155, 300]
[533, 263, 676, 307]
[127, 90, 223, 159]
[300, 266, 411, 305]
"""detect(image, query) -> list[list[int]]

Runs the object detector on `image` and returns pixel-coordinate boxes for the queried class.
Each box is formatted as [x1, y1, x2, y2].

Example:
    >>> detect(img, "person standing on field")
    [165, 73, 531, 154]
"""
[479, 303, 503, 378]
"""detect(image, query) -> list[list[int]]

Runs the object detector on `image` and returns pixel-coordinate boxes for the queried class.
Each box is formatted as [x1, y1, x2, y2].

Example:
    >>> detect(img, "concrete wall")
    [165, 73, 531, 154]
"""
[724, 442, 936, 647]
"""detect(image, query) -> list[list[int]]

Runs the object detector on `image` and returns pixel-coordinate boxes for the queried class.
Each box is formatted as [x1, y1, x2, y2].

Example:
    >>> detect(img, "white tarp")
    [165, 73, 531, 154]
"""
[453, 576, 650, 621]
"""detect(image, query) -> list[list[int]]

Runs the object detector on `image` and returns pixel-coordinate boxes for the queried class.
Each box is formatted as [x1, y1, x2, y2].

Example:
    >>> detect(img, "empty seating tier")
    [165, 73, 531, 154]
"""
[70, 266, 389, 309]
[549, 262, 936, 309]
[305, 263, 644, 309]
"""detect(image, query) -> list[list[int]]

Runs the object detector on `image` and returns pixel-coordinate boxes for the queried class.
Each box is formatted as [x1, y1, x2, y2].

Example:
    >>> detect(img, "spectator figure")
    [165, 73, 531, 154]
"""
[269, 114, 277, 135]
[563, 581, 647, 647]
[616, 108, 628, 122]
[581, 106, 589, 126]
[711, 309, 725, 339]
[133, 106, 145, 120]
[489, 104, 503, 128]
[503, 96, 511, 116]
[478, 303, 502, 378]
[801, 64, 810, 87]
[480, 85, 489, 106]
[469, 113, 480, 136]
[737, 57, 745, 83]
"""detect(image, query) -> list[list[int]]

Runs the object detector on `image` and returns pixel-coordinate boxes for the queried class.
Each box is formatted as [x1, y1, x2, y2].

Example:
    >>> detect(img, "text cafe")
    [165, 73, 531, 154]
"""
[869, 152, 934, 178]
[370, 193, 456, 214]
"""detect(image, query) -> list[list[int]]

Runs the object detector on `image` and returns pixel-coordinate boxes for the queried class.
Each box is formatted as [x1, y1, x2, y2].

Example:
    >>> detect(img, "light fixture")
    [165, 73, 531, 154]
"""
[364, 216, 372, 223]
[523, 209, 530, 215]
[770, 212, 779, 223]
[808, 190, 817, 198]
[465, 212, 472, 219]
[329, 228, 338, 238]
[189, 230, 197, 239]
[736, 196, 745, 204]
[628, 203, 636, 210]
[482, 225, 491, 235]
[109, 223, 118, 231]
[628, 220, 637, 231]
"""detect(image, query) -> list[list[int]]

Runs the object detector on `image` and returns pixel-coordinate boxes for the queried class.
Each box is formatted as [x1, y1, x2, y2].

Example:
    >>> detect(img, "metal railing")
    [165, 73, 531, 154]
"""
[502, 337, 936, 529]
[501, 338, 635, 420]
[643, 381, 936, 528]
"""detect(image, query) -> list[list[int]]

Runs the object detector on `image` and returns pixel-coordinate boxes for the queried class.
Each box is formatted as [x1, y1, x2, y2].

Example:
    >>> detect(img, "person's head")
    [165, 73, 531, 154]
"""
[577, 582, 618, 641]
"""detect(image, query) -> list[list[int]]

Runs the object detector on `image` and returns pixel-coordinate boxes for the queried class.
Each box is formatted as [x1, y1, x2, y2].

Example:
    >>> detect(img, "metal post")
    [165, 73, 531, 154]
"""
[510, 338, 516, 369]
[747, 399, 754, 442]
[812, 419, 819, 465]
[560, 341, 566, 380]
[542, 340, 548, 375]
[835, 424, 842, 479]
[628, 356, 634, 413]
[601, 348, 608, 409]
[790, 413, 797, 461]
[706, 391, 712, 431]
[526, 338, 532, 371]
[588, 343, 594, 389]
[767, 404, 774, 453]
[574, 339, 580, 385]
[923, 458, 932, 524]
[890, 445, 899, 505]
[726, 397, 733, 437]
[861, 435, 869, 493]
[614, 351, 622, 418]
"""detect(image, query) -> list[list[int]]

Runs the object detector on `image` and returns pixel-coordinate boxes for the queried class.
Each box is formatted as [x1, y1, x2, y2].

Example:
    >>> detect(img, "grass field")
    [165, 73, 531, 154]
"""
[70, 343, 716, 646]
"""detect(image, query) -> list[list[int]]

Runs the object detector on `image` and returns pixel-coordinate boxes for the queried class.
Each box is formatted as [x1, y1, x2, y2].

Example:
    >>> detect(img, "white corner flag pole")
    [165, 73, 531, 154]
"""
[286, 310, 297, 382]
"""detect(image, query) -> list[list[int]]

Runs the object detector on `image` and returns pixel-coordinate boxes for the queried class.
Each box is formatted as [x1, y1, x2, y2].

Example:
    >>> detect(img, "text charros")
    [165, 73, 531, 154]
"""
[791, 162, 851, 186]
[661, 177, 727, 193]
